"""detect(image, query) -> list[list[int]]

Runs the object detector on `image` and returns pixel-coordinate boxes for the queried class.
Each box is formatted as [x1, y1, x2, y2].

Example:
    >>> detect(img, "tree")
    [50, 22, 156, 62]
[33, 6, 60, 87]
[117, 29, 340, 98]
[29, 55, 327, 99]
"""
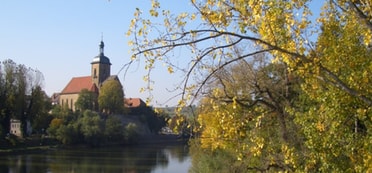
[127, 0, 368, 105]
[0, 61, 6, 136]
[75, 89, 98, 111]
[78, 110, 104, 146]
[127, 0, 371, 171]
[29, 85, 53, 133]
[47, 118, 63, 138]
[98, 79, 124, 115]
[290, 7, 372, 171]
[47, 105, 80, 144]
[55, 123, 79, 145]
[104, 115, 125, 142]
[195, 57, 303, 171]
[1, 60, 20, 136]
[131, 106, 167, 133]
[124, 122, 139, 144]
[0, 59, 48, 137]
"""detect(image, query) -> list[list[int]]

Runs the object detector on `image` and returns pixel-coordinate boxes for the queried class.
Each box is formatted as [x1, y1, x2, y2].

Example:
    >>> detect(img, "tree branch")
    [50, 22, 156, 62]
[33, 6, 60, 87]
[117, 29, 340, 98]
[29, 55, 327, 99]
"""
[131, 27, 372, 106]
[348, 1, 372, 32]
[191, 49, 273, 102]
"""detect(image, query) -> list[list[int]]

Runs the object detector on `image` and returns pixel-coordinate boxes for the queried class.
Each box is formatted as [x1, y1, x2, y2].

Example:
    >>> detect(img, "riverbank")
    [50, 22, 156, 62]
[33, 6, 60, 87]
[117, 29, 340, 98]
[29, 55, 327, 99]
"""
[0, 145, 59, 155]
[0, 134, 188, 154]
[0, 135, 59, 155]
[138, 134, 188, 145]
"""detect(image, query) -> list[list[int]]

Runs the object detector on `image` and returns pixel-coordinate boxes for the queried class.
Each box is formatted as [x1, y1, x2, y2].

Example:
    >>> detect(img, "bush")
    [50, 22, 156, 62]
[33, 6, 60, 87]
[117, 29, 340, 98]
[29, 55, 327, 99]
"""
[47, 118, 63, 137]
[104, 115, 125, 142]
[5, 134, 19, 146]
[55, 124, 79, 145]
[124, 123, 139, 144]
[79, 110, 104, 146]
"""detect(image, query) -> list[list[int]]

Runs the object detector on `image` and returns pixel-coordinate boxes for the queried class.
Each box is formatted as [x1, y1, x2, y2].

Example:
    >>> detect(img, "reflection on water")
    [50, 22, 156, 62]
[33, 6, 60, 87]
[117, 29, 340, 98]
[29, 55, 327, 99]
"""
[0, 144, 191, 173]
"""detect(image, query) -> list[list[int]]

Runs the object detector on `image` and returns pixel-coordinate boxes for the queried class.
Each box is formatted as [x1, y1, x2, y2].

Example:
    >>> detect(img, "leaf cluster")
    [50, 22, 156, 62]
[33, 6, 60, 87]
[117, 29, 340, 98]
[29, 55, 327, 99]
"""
[127, 0, 372, 171]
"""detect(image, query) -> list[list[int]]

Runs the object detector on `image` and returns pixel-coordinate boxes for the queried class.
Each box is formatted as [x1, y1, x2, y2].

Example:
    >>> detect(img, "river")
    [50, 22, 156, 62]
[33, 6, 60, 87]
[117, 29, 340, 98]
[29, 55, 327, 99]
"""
[0, 144, 191, 173]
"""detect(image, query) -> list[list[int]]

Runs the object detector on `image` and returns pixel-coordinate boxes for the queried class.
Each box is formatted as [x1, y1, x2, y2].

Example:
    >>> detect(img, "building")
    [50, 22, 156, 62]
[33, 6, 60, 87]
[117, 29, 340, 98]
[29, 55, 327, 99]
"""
[50, 93, 60, 105]
[124, 98, 146, 108]
[58, 40, 120, 111]
[9, 119, 22, 137]
[9, 119, 32, 137]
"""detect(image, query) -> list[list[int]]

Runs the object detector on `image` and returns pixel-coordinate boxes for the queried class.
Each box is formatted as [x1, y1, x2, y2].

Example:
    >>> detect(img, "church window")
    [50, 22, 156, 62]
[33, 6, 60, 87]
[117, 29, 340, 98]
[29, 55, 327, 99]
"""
[94, 68, 97, 78]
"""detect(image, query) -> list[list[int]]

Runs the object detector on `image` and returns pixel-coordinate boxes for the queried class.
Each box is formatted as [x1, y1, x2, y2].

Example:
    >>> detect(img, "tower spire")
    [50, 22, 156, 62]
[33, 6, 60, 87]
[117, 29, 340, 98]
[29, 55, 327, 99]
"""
[92, 37, 111, 88]
[99, 34, 104, 55]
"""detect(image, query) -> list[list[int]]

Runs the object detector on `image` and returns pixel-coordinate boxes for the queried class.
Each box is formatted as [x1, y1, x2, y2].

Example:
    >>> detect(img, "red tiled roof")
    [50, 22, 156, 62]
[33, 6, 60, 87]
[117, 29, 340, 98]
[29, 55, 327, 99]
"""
[61, 76, 98, 94]
[124, 98, 146, 108]
[89, 83, 99, 93]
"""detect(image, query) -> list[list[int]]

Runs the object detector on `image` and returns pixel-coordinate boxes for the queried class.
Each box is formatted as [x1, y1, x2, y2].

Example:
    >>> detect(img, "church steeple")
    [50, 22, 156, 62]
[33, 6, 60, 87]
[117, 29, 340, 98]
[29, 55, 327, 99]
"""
[91, 39, 111, 88]
[99, 41, 104, 55]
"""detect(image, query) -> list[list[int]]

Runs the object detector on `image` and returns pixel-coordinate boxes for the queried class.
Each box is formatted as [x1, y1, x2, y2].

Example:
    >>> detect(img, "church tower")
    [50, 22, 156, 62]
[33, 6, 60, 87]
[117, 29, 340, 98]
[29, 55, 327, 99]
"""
[91, 40, 111, 88]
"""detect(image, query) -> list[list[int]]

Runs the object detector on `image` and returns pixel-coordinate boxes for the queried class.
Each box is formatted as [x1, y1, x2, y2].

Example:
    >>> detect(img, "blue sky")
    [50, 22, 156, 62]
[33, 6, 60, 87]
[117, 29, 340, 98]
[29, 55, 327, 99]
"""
[0, 1, 322, 107]
[0, 1, 193, 107]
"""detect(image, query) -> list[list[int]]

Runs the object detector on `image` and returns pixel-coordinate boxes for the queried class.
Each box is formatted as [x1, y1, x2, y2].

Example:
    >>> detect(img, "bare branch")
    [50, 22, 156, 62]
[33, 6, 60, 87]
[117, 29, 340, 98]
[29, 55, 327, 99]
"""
[348, 1, 372, 32]
[192, 49, 273, 101]
[181, 38, 244, 100]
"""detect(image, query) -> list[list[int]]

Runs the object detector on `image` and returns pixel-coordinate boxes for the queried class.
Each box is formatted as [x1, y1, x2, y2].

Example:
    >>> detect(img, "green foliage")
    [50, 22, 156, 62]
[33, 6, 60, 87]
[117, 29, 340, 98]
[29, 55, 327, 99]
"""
[75, 89, 98, 111]
[0, 125, 4, 137]
[132, 106, 167, 133]
[47, 118, 63, 137]
[104, 115, 125, 142]
[289, 9, 372, 171]
[55, 123, 79, 145]
[0, 59, 48, 137]
[189, 139, 246, 173]
[98, 79, 124, 115]
[78, 110, 104, 146]
[148, 112, 167, 133]
[47, 109, 143, 146]
[5, 134, 20, 146]
[124, 123, 139, 144]
[29, 86, 53, 132]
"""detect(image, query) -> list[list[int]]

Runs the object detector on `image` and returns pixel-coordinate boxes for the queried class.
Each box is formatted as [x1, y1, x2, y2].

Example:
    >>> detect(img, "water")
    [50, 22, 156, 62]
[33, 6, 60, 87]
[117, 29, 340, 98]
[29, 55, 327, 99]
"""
[0, 144, 191, 173]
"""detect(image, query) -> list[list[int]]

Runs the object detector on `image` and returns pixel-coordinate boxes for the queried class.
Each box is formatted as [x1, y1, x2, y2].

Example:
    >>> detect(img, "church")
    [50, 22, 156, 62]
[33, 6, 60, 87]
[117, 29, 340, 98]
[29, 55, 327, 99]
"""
[58, 40, 120, 111]
[52, 40, 146, 111]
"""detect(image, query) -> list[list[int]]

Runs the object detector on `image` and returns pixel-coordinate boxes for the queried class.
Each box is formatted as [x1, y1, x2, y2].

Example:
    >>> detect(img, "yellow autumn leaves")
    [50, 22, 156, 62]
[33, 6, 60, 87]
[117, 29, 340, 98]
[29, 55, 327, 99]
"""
[127, 0, 372, 171]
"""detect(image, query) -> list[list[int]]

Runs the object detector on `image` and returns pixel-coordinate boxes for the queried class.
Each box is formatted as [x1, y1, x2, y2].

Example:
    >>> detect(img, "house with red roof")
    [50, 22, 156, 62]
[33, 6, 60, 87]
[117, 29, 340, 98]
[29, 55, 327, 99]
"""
[124, 98, 146, 108]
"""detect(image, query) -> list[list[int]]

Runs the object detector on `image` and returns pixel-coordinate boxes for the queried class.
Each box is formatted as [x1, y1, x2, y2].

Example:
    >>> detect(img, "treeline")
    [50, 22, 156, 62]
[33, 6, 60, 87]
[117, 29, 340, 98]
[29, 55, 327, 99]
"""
[0, 59, 51, 137]
[47, 106, 167, 146]
[0, 59, 168, 147]
[47, 107, 139, 146]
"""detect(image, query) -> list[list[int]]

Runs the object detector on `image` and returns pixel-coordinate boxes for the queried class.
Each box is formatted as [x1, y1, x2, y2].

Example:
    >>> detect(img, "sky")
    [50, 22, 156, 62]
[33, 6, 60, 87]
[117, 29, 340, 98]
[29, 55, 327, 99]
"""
[0, 1, 193, 107]
[0, 1, 322, 107]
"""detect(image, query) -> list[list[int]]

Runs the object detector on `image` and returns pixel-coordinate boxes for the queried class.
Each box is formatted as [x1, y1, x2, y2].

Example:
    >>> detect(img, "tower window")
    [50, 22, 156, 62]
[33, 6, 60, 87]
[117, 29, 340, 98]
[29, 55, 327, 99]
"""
[94, 69, 97, 78]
